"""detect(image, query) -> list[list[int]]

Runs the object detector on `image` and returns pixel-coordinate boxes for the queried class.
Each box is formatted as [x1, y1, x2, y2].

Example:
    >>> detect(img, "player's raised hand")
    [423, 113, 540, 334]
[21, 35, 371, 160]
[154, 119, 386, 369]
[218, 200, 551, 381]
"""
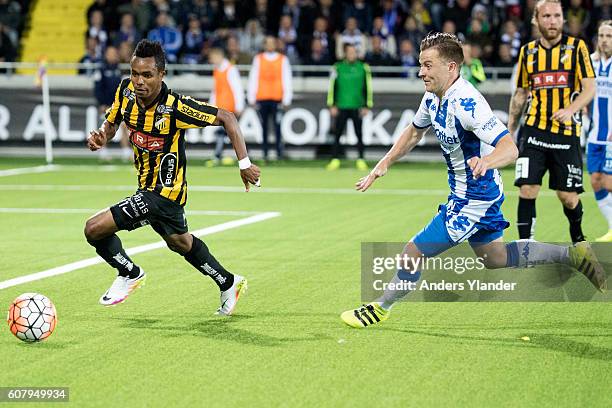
[240, 164, 261, 192]
[467, 156, 489, 179]
[355, 165, 387, 192]
[551, 108, 575, 123]
[87, 129, 107, 151]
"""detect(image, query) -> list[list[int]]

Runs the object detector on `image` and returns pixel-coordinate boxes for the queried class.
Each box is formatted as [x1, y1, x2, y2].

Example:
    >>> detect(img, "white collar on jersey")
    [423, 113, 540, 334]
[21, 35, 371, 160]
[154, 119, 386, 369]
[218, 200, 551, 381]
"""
[439, 76, 464, 102]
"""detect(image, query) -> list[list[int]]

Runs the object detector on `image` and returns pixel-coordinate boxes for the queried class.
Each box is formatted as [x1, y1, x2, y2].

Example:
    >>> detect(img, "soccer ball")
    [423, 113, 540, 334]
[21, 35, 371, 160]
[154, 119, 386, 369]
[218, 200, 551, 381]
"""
[7, 293, 57, 342]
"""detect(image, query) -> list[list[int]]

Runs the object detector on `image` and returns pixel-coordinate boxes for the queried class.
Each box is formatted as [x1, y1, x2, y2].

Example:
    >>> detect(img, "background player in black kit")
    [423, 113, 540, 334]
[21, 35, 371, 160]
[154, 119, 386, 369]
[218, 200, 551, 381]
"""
[507, 0, 595, 243]
[85, 39, 260, 315]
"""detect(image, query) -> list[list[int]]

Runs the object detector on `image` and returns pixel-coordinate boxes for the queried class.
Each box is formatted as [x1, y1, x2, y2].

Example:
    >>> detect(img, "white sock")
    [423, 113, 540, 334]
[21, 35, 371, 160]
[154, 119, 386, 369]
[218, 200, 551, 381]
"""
[505, 240, 569, 268]
[376, 269, 421, 310]
[595, 191, 612, 230]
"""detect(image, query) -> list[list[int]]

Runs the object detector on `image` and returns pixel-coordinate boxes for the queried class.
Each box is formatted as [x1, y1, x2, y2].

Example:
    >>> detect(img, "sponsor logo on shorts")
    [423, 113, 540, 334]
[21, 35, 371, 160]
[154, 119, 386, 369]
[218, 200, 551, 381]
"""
[526, 136, 571, 150]
[567, 164, 582, 176]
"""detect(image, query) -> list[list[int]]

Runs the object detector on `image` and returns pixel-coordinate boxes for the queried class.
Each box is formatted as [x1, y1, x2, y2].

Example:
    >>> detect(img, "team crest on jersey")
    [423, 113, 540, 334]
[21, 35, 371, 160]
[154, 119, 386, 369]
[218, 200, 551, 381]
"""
[155, 116, 168, 130]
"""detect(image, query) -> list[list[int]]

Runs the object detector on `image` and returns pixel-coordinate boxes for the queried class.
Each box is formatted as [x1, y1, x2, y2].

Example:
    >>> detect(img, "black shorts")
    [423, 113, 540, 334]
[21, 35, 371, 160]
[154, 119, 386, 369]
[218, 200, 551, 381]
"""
[514, 127, 584, 193]
[110, 190, 188, 236]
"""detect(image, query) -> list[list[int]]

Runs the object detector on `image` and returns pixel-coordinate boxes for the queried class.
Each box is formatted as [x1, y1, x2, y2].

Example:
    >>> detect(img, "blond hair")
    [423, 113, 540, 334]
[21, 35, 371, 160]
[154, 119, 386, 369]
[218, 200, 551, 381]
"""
[595, 20, 612, 58]
[531, 0, 562, 25]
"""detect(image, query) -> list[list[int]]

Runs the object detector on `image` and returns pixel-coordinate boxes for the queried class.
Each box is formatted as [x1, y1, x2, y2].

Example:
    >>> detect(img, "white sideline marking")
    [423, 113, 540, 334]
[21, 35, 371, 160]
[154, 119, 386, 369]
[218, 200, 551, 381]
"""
[0, 211, 281, 290]
[0, 184, 558, 196]
[0, 208, 262, 216]
[0, 165, 57, 177]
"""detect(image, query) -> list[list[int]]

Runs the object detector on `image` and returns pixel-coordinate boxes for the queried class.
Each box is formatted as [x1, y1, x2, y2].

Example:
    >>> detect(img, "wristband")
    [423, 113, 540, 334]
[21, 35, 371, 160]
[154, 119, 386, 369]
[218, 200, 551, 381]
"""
[238, 157, 252, 170]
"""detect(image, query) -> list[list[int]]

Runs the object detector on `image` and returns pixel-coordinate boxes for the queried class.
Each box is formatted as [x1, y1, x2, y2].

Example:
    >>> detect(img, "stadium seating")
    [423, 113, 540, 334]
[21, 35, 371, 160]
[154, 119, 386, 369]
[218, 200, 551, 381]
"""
[18, 0, 88, 74]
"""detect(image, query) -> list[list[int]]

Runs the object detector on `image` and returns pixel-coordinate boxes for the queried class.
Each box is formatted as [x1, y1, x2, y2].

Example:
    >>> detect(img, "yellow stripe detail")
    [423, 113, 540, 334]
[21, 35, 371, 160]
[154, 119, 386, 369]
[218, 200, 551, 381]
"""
[551, 88, 560, 133]
[537, 88, 548, 130]
[138, 152, 149, 188]
[144, 110, 154, 133]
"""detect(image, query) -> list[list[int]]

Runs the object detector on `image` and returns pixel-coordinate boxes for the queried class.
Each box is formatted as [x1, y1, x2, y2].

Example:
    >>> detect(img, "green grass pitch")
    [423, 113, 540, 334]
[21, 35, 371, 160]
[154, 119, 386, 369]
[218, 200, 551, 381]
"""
[0, 157, 610, 407]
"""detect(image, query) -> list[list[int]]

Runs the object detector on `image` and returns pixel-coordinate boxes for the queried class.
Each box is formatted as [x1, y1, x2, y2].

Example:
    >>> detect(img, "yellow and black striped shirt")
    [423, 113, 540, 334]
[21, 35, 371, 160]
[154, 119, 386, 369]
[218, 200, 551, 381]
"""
[516, 35, 595, 137]
[105, 79, 218, 206]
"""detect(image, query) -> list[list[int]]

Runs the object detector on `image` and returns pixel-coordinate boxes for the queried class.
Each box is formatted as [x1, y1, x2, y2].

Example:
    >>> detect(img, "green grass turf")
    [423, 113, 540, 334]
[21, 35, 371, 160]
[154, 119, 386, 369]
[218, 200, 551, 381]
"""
[0, 158, 610, 407]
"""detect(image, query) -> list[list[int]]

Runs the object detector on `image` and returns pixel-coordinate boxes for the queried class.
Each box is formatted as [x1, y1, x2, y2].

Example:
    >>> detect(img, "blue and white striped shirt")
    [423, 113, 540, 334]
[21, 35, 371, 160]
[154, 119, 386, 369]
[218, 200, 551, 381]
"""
[588, 55, 612, 145]
[412, 78, 509, 201]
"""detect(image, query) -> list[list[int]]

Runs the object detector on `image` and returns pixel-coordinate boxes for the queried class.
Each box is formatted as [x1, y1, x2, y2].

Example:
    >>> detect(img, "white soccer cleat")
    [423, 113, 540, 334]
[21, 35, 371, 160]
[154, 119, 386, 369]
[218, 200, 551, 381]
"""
[99, 269, 146, 306]
[215, 275, 248, 316]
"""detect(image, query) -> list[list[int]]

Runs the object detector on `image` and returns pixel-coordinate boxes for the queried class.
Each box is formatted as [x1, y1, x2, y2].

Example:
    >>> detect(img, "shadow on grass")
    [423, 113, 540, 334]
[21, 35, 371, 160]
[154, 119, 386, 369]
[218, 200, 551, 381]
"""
[375, 323, 612, 362]
[14, 340, 72, 349]
[110, 314, 336, 347]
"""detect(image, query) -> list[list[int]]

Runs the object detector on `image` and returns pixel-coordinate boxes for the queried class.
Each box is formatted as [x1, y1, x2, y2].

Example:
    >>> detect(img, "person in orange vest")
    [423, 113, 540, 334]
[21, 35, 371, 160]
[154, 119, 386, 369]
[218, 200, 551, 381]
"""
[207, 47, 246, 167]
[247, 35, 293, 161]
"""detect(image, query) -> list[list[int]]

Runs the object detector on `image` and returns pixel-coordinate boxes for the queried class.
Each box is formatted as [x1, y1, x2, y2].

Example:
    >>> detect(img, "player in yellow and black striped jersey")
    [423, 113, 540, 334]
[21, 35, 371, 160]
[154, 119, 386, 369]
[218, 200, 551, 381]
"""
[104, 77, 219, 206]
[507, 0, 596, 243]
[515, 34, 594, 137]
[84, 40, 259, 314]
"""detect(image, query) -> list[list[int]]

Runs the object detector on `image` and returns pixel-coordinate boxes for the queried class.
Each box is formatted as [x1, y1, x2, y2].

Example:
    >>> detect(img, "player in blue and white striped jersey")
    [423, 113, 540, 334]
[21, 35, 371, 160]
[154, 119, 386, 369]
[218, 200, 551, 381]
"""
[587, 20, 612, 242]
[341, 32, 606, 328]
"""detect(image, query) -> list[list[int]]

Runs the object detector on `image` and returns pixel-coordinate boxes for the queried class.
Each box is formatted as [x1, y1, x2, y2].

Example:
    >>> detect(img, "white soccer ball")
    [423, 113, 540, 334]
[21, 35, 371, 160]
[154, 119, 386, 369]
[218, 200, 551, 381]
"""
[7, 293, 57, 342]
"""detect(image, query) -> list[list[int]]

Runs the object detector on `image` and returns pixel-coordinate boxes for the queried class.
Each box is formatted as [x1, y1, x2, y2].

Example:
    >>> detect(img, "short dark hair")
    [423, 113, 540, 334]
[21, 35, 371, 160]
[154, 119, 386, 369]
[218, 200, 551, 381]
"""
[343, 42, 356, 52]
[420, 32, 464, 65]
[133, 39, 166, 72]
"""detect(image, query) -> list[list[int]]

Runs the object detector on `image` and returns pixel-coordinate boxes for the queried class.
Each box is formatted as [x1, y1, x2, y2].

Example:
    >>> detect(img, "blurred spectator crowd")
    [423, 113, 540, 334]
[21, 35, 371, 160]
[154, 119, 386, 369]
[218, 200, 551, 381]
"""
[0, 0, 30, 65]
[2, 0, 612, 74]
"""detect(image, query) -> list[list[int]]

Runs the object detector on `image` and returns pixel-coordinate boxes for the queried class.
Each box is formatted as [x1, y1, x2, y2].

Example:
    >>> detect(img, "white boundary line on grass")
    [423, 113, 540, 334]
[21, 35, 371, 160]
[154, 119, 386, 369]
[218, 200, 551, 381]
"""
[0, 208, 262, 216]
[0, 165, 58, 177]
[0, 211, 281, 290]
[0, 183, 559, 196]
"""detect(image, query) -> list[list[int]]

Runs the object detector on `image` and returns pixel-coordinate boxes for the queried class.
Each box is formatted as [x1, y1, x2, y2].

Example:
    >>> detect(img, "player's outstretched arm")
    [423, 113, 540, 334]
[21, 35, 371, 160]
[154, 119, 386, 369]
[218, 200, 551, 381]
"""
[507, 88, 528, 138]
[356, 123, 425, 192]
[214, 108, 261, 191]
[87, 120, 117, 151]
[468, 135, 518, 179]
